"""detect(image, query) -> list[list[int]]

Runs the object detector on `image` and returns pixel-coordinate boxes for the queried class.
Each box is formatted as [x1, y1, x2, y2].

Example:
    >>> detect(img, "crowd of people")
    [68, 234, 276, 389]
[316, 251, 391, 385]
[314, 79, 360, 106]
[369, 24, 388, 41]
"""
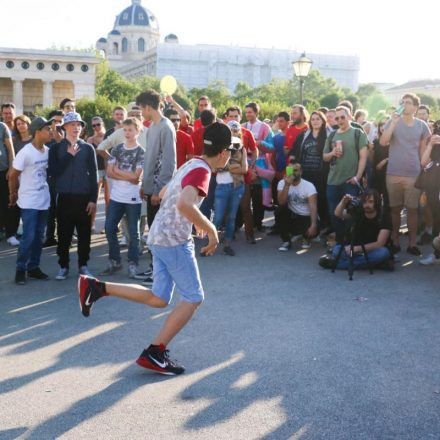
[1, 91, 440, 286]
[1, 89, 440, 375]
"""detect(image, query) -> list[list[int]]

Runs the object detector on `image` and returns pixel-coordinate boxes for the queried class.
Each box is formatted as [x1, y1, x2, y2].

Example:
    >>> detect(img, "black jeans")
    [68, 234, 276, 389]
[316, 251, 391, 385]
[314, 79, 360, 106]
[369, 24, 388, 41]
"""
[0, 170, 20, 238]
[427, 190, 440, 237]
[251, 183, 264, 229]
[46, 178, 57, 241]
[56, 194, 92, 268]
[277, 206, 311, 242]
[146, 195, 160, 229]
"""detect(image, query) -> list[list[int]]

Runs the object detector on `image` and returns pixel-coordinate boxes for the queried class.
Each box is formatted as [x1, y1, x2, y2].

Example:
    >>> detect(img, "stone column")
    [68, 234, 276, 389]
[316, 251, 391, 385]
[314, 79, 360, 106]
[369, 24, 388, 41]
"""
[43, 81, 54, 109]
[12, 80, 23, 114]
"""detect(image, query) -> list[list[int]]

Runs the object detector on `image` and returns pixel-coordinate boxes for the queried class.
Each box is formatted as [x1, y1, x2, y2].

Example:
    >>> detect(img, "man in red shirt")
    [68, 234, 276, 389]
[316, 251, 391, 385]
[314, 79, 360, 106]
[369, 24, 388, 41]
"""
[224, 106, 260, 243]
[164, 108, 194, 168]
[285, 105, 309, 154]
[191, 110, 216, 157]
[225, 106, 257, 163]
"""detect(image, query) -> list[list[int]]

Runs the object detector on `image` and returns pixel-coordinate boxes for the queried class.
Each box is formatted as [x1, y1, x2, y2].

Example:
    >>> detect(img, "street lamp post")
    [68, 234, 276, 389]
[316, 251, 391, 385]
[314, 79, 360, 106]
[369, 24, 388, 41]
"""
[292, 52, 313, 105]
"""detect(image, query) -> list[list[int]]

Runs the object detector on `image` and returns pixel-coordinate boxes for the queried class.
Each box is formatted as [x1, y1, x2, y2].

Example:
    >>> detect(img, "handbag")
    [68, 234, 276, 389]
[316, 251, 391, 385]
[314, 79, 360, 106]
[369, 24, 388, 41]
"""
[415, 161, 440, 193]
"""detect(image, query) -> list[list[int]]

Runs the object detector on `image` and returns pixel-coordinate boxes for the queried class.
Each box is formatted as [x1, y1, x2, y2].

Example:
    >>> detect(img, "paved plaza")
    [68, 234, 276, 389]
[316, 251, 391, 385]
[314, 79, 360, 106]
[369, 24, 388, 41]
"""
[1, 202, 439, 439]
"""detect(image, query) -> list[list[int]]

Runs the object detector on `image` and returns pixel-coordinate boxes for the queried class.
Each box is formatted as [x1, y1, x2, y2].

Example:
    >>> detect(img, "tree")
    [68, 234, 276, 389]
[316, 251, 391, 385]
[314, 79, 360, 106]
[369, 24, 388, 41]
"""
[320, 93, 341, 109]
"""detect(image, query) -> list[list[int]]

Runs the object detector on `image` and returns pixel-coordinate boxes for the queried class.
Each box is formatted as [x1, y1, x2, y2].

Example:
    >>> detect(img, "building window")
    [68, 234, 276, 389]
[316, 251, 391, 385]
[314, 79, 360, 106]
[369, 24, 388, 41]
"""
[81, 64, 89, 72]
[21, 61, 30, 70]
[138, 38, 145, 52]
[122, 38, 128, 53]
[123, 12, 128, 19]
[138, 13, 144, 20]
[66, 64, 75, 72]
[113, 42, 119, 55]
[52, 63, 60, 71]
[37, 62, 45, 70]
[6, 60, 14, 69]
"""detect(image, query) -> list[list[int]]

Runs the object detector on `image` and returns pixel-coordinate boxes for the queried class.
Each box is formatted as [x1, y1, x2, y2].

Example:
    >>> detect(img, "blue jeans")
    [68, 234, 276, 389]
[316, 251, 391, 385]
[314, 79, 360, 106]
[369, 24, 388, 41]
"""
[332, 244, 391, 269]
[200, 175, 217, 221]
[214, 183, 245, 242]
[16, 209, 48, 272]
[105, 200, 141, 265]
[327, 183, 360, 243]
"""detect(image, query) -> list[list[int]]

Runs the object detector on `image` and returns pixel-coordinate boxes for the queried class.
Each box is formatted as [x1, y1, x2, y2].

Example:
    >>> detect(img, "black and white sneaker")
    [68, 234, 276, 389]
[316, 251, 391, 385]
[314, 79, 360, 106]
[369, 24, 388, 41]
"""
[141, 276, 153, 287]
[134, 269, 153, 280]
[136, 344, 185, 375]
[78, 275, 106, 317]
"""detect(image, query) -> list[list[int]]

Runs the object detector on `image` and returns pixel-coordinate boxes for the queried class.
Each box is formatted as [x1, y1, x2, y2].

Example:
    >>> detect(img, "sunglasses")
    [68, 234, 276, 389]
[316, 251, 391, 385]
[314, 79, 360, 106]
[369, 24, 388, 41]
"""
[335, 115, 346, 121]
[170, 118, 181, 123]
[92, 123, 102, 128]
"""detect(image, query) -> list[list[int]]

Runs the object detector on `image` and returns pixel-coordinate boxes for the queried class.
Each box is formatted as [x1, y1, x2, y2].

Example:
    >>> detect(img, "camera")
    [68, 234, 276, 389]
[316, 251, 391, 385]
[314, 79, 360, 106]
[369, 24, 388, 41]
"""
[346, 197, 364, 218]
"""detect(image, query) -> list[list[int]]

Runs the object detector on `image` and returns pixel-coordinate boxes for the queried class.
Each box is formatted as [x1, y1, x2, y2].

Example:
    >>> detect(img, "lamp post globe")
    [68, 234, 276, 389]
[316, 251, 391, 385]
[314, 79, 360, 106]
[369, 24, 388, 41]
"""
[292, 52, 313, 105]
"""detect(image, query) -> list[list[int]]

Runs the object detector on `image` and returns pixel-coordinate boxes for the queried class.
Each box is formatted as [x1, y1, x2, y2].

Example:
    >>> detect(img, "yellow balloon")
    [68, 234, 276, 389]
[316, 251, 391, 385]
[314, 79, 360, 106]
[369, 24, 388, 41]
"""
[160, 75, 177, 95]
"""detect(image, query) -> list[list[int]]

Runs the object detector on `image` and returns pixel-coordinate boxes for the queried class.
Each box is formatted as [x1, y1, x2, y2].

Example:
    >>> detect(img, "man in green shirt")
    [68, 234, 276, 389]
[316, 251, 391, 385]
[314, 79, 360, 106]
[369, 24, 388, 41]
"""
[323, 106, 368, 242]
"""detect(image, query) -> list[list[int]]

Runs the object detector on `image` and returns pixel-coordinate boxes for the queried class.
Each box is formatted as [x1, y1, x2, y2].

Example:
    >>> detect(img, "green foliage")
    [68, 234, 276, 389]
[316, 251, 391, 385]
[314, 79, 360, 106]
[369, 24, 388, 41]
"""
[418, 93, 437, 108]
[75, 96, 116, 135]
[44, 62, 410, 127]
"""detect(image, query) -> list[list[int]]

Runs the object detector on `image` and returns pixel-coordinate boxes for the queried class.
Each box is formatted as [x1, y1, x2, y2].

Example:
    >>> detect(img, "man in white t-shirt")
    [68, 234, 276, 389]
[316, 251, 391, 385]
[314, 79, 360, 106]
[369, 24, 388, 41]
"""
[277, 161, 318, 251]
[8, 117, 53, 285]
[101, 118, 144, 278]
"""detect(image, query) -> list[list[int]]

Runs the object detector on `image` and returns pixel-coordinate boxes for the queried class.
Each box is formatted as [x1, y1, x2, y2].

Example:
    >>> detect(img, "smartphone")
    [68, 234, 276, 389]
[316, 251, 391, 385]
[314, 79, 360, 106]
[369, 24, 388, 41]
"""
[286, 165, 294, 177]
[395, 104, 404, 115]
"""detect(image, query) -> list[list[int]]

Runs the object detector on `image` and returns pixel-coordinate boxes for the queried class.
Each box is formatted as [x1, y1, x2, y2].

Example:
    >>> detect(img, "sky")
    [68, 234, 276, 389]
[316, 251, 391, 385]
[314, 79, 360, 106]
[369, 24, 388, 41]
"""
[3, 0, 439, 86]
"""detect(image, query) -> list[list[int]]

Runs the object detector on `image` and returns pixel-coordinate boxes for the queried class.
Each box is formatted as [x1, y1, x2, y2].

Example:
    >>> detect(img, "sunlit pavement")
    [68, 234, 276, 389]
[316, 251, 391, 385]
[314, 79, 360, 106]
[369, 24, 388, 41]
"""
[1, 201, 439, 439]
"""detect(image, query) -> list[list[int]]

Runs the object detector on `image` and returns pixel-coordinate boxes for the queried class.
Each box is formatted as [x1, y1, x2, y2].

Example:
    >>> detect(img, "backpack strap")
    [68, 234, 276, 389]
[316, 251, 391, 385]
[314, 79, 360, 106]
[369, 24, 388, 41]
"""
[327, 130, 336, 149]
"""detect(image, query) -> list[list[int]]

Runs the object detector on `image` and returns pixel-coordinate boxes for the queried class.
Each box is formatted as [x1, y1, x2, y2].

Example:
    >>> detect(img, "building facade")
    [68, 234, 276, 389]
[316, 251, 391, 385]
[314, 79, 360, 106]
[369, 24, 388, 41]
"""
[383, 80, 440, 106]
[0, 48, 100, 114]
[98, 0, 360, 92]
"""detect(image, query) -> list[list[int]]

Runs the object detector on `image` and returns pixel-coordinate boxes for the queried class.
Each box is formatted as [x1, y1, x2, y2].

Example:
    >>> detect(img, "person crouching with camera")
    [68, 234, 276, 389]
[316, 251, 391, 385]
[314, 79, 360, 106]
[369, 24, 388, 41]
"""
[319, 189, 394, 270]
[277, 161, 318, 251]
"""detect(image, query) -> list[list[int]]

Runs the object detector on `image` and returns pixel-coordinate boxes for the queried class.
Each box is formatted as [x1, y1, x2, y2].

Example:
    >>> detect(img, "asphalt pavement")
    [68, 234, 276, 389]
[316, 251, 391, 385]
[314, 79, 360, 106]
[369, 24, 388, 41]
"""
[1, 202, 439, 439]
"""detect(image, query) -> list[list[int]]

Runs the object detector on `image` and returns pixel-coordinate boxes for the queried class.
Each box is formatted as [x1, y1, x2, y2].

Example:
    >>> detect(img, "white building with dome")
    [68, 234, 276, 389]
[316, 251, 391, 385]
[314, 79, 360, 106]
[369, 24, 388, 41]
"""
[97, 0, 360, 91]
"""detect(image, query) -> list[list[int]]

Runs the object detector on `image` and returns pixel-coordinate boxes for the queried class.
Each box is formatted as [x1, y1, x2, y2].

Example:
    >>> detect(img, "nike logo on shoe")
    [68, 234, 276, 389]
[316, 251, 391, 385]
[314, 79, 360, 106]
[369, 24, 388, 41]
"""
[148, 354, 167, 369]
[84, 294, 93, 307]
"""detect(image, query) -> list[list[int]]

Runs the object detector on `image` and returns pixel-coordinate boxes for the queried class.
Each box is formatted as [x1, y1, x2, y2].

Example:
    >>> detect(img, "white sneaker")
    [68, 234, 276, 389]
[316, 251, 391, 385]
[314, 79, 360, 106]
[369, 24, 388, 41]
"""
[128, 263, 138, 279]
[278, 241, 291, 252]
[55, 267, 69, 280]
[118, 236, 128, 247]
[301, 238, 311, 249]
[79, 266, 93, 277]
[7, 236, 20, 246]
[419, 253, 440, 266]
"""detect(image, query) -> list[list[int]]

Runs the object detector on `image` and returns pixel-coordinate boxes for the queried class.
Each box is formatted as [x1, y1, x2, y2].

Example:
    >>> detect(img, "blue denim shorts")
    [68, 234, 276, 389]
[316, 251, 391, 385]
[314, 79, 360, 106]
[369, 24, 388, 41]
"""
[149, 240, 204, 304]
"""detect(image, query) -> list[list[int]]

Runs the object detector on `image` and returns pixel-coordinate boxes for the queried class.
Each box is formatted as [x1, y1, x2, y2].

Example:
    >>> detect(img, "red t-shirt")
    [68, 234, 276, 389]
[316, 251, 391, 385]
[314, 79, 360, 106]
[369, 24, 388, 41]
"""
[241, 127, 257, 184]
[176, 130, 194, 169]
[191, 127, 205, 157]
[193, 118, 203, 132]
[179, 123, 194, 136]
[181, 166, 210, 197]
[285, 125, 308, 151]
[241, 127, 257, 154]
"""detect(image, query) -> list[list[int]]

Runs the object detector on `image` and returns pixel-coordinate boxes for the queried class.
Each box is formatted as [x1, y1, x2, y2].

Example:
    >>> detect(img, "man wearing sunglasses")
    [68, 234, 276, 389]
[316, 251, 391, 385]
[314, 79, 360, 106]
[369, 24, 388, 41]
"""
[164, 108, 194, 169]
[323, 106, 369, 242]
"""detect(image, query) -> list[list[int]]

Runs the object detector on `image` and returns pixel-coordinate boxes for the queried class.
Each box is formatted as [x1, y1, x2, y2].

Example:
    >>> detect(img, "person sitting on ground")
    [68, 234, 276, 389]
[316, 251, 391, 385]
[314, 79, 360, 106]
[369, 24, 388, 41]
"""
[319, 189, 394, 271]
[277, 161, 318, 251]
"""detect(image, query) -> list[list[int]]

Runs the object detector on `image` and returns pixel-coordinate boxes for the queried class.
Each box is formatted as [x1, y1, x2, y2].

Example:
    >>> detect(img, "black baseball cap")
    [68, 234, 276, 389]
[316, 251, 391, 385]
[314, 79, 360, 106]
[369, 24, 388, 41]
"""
[203, 122, 233, 151]
[29, 117, 53, 137]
